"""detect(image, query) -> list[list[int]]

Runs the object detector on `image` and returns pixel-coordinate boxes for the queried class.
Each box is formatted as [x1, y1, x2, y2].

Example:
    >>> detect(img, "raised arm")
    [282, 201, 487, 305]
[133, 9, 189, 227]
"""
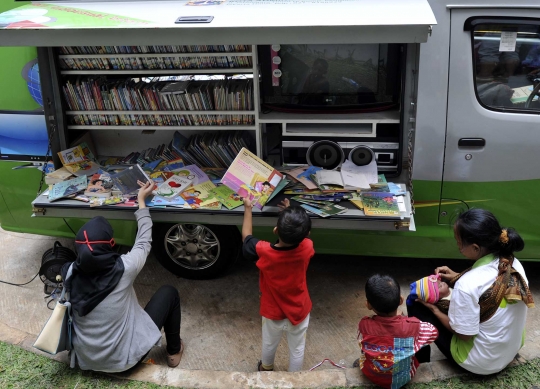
[242, 198, 254, 242]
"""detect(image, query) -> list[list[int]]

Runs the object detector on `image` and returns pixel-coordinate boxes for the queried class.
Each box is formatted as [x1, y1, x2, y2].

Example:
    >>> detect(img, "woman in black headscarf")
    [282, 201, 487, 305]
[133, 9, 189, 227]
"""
[62, 180, 184, 372]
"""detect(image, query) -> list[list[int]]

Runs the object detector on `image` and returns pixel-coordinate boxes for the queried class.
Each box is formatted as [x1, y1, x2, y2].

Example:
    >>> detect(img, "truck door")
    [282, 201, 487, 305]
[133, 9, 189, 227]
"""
[440, 9, 540, 256]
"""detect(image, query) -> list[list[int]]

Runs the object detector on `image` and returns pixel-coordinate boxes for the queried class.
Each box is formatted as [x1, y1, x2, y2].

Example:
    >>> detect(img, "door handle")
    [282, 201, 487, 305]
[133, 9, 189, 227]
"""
[458, 138, 486, 147]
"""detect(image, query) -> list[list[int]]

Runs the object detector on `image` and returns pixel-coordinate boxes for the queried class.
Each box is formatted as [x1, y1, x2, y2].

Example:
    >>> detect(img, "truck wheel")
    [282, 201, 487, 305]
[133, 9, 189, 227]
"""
[152, 223, 241, 279]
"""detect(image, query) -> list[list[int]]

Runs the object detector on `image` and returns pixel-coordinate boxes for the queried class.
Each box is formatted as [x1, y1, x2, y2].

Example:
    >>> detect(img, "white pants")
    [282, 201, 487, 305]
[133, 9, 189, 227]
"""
[261, 314, 310, 372]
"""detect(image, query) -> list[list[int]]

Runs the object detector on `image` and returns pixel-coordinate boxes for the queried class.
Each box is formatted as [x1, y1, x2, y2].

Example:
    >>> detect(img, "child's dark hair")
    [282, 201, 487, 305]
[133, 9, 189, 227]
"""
[277, 206, 311, 245]
[365, 274, 401, 314]
[455, 208, 524, 258]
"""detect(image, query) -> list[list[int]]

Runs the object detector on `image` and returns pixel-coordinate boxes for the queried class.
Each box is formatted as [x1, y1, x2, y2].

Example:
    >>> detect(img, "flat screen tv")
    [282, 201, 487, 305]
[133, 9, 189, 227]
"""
[0, 111, 49, 162]
[259, 43, 404, 113]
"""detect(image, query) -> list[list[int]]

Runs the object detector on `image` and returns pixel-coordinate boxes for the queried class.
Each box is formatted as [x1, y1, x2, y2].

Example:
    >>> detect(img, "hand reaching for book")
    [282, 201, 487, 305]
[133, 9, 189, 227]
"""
[278, 198, 290, 211]
[137, 180, 155, 209]
[243, 197, 254, 210]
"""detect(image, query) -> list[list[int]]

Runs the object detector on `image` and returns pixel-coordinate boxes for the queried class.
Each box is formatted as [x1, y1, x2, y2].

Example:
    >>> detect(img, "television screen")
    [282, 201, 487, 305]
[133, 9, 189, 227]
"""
[0, 111, 48, 162]
[259, 43, 403, 112]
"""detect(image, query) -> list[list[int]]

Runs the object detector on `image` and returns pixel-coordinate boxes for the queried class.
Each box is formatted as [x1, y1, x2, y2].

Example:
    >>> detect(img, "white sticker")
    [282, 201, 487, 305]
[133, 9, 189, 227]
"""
[272, 69, 282, 78]
[272, 56, 281, 65]
[499, 31, 517, 52]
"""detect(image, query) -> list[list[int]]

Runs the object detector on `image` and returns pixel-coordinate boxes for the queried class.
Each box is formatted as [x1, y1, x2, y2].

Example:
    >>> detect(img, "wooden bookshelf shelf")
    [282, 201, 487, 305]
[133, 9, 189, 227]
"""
[59, 52, 253, 59]
[60, 68, 254, 75]
[66, 110, 256, 115]
[67, 125, 257, 131]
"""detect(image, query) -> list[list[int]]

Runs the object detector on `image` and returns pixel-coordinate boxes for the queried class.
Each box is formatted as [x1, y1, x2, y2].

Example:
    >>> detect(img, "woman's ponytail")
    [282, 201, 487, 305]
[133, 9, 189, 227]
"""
[499, 227, 525, 258]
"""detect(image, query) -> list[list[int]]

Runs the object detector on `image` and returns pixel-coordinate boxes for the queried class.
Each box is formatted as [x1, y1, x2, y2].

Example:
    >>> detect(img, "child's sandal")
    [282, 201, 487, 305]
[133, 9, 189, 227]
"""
[257, 360, 273, 371]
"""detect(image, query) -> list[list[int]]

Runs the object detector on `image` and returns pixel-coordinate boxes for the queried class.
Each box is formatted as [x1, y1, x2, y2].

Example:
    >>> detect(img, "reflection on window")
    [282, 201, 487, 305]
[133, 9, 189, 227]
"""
[473, 24, 540, 112]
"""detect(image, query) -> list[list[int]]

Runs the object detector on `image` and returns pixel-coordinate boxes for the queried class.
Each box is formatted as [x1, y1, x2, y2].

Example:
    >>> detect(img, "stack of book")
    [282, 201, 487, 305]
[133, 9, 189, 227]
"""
[63, 78, 254, 127]
[59, 45, 252, 55]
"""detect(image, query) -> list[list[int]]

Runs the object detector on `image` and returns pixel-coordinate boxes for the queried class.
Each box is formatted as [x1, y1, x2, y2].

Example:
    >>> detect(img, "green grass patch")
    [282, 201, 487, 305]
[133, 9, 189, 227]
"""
[0, 341, 174, 389]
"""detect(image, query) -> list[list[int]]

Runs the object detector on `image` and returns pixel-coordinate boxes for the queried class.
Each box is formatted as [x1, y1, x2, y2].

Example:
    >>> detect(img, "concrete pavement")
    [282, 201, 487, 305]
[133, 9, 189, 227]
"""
[0, 226, 538, 388]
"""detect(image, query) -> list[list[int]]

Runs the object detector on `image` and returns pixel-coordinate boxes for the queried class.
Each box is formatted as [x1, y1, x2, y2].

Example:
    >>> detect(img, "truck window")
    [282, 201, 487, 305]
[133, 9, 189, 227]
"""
[471, 21, 540, 112]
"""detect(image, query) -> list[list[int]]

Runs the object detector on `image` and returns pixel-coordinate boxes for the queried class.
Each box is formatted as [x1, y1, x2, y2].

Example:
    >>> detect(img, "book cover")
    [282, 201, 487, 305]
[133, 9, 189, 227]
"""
[286, 166, 321, 190]
[58, 145, 87, 165]
[110, 164, 152, 195]
[300, 203, 348, 218]
[266, 178, 290, 203]
[49, 175, 88, 202]
[151, 196, 186, 207]
[64, 160, 101, 177]
[349, 193, 364, 210]
[153, 175, 193, 200]
[172, 164, 210, 185]
[45, 167, 74, 185]
[180, 181, 217, 209]
[209, 185, 243, 210]
[221, 148, 283, 210]
[360, 192, 400, 217]
[84, 172, 113, 198]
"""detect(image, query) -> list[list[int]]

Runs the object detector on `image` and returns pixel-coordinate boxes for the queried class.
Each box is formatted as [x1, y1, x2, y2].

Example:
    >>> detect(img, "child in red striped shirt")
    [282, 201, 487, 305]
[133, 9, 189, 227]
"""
[357, 274, 438, 389]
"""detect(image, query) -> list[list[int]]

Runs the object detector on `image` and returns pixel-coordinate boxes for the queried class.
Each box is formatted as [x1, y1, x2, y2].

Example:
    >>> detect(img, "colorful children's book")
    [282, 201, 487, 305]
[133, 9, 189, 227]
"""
[49, 175, 88, 202]
[84, 172, 113, 198]
[300, 203, 348, 218]
[291, 196, 335, 207]
[266, 179, 290, 203]
[58, 145, 88, 165]
[153, 175, 193, 200]
[110, 164, 152, 195]
[360, 192, 400, 217]
[151, 196, 186, 207]
[209, 185, 243, 210]
[221, 148, 283, 210]
[286, 166, 320, 190]
[171, 164, 210, 185]
[349, 192, 364, 210]
[64, 160, 101, 177]
[181, 181, 217, 209]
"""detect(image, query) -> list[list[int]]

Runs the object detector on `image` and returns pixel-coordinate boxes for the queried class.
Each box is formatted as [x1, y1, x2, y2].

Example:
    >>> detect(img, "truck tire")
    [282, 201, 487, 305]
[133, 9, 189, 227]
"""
[152, 223, 241, 279]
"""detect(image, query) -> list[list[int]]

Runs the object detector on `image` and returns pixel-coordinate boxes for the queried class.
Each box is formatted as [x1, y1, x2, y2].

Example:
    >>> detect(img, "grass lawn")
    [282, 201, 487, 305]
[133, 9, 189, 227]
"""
[0, 341, 539, 389]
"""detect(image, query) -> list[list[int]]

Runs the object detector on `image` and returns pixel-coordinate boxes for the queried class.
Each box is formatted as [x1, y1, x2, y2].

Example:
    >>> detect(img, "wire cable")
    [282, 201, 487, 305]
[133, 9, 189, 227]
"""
[0, 272, 40, 286]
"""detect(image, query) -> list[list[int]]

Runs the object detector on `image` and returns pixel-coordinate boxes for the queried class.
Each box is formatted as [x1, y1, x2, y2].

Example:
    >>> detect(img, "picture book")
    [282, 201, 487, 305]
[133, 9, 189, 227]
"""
[181, 181, 218, 209]
[310, 174, 350, 193]
[360, 192, 400, 217]
[199, 200, 222, 210]
[349, 193, 364, 210]
[90, 196, 125, 207]
[221, 148, 283, 210]
[295, 194, 348, 202]
[266, 179, 290, 203]
[142, 159, 163, 174]
[209, 185, 243, 210]
[171, 164, 210, 185]
[49, 175, 88, 202]
[291, 196, 335, 207]
[58, 145, 87, 165]
[300, 203, 348, 218]
[151, 196, 186, 207]
[153, 175, 193, 200]
[110, 164, 152, 195]
[45, 167, 74, 185]
[286, 166, 320, 190]
[64, 160, 101, 177]
[340, 158, 378, 189]
[84, 172, 114, 198]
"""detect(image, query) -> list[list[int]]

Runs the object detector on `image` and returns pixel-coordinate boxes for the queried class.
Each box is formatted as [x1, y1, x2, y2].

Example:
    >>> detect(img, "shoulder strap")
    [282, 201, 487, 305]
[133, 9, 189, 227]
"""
[60, 264, 74, 302]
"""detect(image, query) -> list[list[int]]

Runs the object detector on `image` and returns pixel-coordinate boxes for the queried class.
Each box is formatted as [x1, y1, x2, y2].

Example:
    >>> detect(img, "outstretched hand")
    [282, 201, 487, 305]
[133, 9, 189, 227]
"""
[137, 180, 155, 208]
[278, 198, 290, 211]
[243, 197, 254, 210]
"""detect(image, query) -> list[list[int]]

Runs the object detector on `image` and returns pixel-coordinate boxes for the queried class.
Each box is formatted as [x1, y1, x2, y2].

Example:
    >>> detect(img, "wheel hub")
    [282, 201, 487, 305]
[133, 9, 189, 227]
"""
[164, 224, 221, 271]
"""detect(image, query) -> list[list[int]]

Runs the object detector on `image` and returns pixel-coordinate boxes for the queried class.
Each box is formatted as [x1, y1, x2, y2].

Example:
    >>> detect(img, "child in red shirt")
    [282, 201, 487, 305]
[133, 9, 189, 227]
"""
[357, 274, 438, 389]
[242, 198, 314, 372]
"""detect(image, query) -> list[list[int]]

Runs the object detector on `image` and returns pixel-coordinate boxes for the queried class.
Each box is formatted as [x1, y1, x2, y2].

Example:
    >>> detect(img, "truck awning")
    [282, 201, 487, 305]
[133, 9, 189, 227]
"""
[0, 0, 436, 46]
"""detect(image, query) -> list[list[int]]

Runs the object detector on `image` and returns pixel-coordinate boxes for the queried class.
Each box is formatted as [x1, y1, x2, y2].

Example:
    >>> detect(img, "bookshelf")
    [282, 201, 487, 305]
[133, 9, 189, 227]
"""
[55, 44, 262, 156]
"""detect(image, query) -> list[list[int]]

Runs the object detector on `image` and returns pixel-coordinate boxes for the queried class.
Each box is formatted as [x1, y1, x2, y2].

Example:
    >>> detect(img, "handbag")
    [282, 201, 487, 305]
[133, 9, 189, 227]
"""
[33, 264, 73, 355]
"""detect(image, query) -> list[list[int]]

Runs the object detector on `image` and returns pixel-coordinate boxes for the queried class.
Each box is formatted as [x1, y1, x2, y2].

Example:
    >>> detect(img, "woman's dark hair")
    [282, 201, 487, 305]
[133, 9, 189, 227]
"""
[276, 206, 311, 245]
[455, 208, 524, 258]
[365, 274, 401, 314]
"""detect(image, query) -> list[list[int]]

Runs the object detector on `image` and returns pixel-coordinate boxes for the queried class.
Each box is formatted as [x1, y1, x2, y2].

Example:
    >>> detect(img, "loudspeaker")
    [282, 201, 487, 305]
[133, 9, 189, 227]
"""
[306, 140, 344, 170]
[349, 145, 375, 166]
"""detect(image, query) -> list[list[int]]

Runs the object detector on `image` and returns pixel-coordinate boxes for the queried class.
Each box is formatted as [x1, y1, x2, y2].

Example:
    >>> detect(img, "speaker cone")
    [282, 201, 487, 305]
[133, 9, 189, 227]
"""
[306, 140, 344, 170]
[349, 145, 374, 166]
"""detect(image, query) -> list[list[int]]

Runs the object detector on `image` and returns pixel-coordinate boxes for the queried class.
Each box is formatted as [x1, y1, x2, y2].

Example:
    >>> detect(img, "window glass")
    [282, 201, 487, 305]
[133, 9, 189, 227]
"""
[473, 23, 540, 112]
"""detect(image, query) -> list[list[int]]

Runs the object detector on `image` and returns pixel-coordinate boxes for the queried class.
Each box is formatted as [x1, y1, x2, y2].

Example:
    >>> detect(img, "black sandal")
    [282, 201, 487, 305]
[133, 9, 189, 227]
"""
[353, 358, 360, 368]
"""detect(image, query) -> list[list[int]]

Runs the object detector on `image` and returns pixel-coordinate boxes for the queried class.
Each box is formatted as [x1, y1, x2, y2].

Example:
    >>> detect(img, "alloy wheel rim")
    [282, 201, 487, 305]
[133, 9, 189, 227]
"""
[164, 224, 221, 270]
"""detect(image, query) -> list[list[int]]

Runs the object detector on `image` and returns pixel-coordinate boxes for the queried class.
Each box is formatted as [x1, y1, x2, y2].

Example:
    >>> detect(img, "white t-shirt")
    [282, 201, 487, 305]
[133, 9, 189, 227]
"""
[449, 254, 528, 375]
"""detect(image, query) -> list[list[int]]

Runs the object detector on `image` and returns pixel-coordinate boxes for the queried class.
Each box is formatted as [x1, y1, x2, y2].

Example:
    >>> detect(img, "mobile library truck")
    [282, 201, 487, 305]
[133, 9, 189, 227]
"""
[0, 0, 539, 279]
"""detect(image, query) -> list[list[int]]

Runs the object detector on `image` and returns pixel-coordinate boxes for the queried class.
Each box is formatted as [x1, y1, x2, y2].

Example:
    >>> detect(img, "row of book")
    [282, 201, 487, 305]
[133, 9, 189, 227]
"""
[62, 78, 254, 113]
[111, 130, 253, 169]
[58, 55, 253, 71]
[67, 113, 255, 126]
[58, 45, 252, 55]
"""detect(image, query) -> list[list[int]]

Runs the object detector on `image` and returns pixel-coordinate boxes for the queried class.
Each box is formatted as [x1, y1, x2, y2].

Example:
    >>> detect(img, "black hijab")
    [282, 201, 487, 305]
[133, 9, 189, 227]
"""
[61, 216, 124, 317]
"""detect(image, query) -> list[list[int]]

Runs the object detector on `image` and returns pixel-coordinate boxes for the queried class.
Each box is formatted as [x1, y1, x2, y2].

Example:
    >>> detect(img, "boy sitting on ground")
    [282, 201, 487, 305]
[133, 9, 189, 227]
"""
[406, 274, 452, 314]
[356, 274, 438, 389]
[242, 198, 314, 372]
